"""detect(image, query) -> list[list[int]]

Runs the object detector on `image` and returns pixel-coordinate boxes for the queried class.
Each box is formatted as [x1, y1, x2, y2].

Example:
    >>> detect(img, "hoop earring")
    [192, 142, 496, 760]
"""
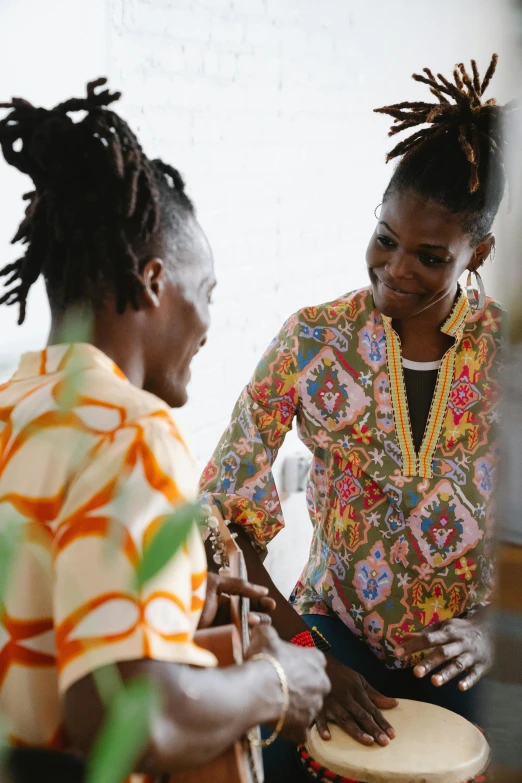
[489, 245, 496, 264]
[466, 269, 486, 313]
[374, 203, 382, 220]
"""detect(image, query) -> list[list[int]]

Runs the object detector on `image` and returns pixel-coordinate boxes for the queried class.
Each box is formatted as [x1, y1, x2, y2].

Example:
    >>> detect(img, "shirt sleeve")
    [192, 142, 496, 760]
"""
[53, 414, 216, 694]
[200, 315, 300, 554]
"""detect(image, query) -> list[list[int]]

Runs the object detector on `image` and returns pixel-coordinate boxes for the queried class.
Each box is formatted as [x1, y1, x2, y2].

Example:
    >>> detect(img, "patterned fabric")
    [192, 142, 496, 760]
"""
[0, 344, 215, 752]
[201, 287, 504, 667]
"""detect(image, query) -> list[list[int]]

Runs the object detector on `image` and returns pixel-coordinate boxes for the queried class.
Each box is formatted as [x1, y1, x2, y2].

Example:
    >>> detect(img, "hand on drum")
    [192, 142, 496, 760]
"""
[315, 656, 398, 747]
[394, 614, 493, 691]
[198, 572, 276, 630]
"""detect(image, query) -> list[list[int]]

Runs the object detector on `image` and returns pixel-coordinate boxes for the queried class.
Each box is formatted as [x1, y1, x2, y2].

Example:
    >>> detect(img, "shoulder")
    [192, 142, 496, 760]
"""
[85, 368, 173, 420]
[259, 288, 374, 363]
[293, 287, 373, 326]
[73, 370, 196, 497]
[466, 296, 506, 342]
[278, 289, 374, 338]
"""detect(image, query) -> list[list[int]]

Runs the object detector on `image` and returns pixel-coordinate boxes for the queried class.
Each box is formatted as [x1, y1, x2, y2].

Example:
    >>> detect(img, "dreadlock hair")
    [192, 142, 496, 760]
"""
[0, 78, 194, 324]
[374, 54, 515, 243]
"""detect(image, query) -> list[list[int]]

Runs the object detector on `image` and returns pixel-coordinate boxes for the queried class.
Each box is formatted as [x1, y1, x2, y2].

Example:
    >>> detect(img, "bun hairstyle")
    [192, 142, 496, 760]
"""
[374, 54, 515, 242]
[0, 78, 193, 324]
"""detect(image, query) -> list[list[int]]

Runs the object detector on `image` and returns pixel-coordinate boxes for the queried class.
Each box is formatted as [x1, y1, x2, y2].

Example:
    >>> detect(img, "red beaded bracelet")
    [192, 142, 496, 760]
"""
[291, 627, 331, 652]
[290, 630, 316, 648]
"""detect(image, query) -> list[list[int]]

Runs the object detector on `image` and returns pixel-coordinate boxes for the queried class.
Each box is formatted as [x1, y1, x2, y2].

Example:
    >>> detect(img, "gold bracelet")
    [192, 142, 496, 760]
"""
[247, 653, 290, 748]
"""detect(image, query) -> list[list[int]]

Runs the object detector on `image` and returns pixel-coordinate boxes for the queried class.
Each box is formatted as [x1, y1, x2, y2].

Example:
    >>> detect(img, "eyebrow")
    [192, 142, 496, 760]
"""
[378, 221, 450, 253]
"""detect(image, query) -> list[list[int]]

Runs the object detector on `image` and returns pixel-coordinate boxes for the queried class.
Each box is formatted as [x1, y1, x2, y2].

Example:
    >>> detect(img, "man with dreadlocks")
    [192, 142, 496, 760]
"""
[0, 80, 330, 778]
[202, 54, 512, 780]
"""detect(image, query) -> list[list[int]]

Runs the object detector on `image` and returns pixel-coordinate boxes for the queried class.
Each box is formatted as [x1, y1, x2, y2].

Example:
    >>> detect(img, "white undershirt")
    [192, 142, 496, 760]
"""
[402, 358, 441, 371]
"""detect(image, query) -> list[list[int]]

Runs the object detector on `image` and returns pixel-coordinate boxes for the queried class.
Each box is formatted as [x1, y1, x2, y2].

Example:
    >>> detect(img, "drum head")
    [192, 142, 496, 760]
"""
[305, 699, 490, 783]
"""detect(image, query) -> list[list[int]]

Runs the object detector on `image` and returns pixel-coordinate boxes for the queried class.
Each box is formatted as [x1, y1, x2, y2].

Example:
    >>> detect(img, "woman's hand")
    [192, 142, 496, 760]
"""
[315, 655, 398, 747]
[395, 614, 493, 691]
[198, 572, 276, 630]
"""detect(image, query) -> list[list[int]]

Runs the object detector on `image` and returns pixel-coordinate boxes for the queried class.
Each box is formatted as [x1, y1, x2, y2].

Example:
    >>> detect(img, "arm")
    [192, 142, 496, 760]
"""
[201, 316, 310, 638]
[64, 624, 330, 772]
[225, 523, 310, 641]
[200, 315, 301, 551]
[64, 640, 284, 772]
[227, 525, 398, 748]
[202, 325, 398, 747]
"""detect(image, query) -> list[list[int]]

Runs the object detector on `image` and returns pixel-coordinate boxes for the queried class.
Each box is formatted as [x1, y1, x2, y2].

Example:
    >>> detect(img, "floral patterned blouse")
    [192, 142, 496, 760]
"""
[201, 287, 504, 667]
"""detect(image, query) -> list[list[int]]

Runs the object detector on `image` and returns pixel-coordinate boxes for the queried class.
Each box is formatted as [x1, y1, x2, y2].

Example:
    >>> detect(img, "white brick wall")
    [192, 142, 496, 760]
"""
[0, 0, 518, 594]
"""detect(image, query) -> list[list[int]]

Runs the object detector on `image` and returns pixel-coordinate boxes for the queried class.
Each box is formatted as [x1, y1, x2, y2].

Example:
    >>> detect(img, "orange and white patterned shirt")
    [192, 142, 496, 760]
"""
[0, 343, 215, 750]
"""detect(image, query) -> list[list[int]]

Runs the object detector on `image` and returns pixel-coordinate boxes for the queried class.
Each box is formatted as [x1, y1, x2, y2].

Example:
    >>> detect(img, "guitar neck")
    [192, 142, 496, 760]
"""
[238, 553, 250, 656]
[229, 550, 250, 656]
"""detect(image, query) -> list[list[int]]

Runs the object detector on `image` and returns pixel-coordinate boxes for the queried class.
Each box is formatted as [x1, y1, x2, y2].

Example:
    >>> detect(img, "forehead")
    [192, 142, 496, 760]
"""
[381, 190, 469, 247]
[171, 216, 216, 284]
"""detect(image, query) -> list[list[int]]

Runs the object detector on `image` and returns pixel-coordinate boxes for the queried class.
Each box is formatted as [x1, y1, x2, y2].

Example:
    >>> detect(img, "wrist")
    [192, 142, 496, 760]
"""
[247, 654, 289, 747]
[246, 658, 285, 726]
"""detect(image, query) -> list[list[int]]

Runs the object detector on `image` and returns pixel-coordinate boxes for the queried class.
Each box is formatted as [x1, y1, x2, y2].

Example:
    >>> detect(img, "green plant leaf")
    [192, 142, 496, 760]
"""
[86, 677, 161, 783]
[0, 520, 22, 612]
[92, 664, 123, 709]
[135, 503, 201, 590]
[55, 306, 93, 346]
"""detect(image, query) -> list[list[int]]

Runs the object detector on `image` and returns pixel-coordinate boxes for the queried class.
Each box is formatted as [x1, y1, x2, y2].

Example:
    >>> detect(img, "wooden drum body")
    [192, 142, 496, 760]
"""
[298, 699, 489, 783]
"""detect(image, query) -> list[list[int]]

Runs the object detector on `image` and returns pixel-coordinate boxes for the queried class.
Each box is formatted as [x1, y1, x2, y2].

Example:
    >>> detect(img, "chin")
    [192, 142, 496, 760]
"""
[374, 296, 413, 320]
[370, 287, 402, 319]
[149, 379, 189, 409]
[370, 280, 424, 320]
[165, 384, 189, 409]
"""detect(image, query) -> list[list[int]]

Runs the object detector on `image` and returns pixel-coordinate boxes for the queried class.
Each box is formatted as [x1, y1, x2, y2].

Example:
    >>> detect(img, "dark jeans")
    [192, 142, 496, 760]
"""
[262, 613, 485, 783]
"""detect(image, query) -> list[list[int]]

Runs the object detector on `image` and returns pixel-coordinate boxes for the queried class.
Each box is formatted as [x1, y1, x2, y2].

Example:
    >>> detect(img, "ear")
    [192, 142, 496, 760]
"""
[140, 257, 166, 308]
[468, 233, 495, 273]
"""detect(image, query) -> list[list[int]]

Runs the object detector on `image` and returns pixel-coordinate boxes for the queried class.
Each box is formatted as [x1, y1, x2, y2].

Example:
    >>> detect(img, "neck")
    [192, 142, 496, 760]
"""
[392, 286, 459, 362]
[48, 304, 147, 389]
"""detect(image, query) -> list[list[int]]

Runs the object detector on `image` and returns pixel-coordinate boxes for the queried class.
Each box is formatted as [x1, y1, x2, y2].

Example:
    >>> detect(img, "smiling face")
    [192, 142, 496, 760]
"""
[366, 189, 492, 322]
[142, 217, 216, 408]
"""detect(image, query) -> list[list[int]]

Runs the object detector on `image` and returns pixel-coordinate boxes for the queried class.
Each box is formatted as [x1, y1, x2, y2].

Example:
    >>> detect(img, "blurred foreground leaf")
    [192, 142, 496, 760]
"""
[86, 677, 161, 783]
[55, 306, 93, 346]
[0, 520, 22, 612]
[0, 711, 10, 772]
[92, 664, 123, 709]
[136, 503, 201, 590]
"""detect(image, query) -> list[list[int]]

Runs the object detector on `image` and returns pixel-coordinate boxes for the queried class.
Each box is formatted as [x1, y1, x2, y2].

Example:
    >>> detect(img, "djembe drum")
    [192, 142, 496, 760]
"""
[298, 699, 489, 783]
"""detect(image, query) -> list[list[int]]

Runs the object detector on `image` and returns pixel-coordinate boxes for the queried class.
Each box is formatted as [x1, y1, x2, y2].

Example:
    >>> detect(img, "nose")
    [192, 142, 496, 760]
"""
[386, 250, 415, 281]
[199, 334, 208, 349]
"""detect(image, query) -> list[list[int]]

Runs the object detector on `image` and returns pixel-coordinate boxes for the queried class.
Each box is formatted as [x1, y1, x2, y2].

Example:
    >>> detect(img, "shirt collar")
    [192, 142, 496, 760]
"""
[11, 343, 128, 382]
[380, 285, 470, 341]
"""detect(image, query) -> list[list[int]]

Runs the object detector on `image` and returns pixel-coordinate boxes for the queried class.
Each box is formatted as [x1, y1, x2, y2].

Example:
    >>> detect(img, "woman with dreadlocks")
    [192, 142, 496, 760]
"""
[202, 54, 512, 779]
[0, 80, 330, 777]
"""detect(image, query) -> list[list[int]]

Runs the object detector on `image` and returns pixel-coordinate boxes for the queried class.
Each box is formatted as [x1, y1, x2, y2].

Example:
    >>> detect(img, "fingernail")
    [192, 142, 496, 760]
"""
[460, 680, 469, 690]
[379, 734, 390, 745]
[415, 666, 426, 677]
[251, 614, 261, 625]
[395, 647, 404, 658]
[387, 728, 395, 739]
[432, 674, 442, 686]
[363, 734, 374, 743]
[260, 587, 269, 595]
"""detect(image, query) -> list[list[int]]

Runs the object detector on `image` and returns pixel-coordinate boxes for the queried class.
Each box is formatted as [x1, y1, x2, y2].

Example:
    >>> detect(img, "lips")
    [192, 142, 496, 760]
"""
[379, 278, 418, 296]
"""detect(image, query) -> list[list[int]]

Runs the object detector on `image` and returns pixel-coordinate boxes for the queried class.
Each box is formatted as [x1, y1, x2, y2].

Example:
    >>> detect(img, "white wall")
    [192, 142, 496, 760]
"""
[0, 0, 108, 373]
[0, 0, 517, 595]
